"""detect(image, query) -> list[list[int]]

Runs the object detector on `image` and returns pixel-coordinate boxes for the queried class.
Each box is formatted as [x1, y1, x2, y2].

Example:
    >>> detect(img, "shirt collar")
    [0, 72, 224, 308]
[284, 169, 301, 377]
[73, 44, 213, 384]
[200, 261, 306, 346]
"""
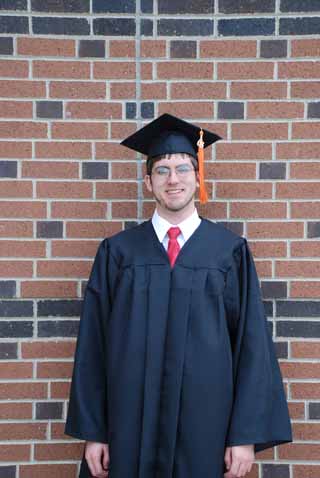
[151, 207, 201, 244]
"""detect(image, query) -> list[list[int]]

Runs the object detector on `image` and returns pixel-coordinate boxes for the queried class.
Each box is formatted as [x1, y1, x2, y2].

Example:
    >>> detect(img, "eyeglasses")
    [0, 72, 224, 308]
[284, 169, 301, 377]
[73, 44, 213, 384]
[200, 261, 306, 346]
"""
[151, 164, 195, 179]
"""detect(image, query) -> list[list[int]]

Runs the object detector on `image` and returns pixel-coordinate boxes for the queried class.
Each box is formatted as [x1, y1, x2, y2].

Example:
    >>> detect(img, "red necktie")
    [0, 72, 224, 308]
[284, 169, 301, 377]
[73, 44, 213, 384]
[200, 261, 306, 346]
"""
[167, 226, 181, 268]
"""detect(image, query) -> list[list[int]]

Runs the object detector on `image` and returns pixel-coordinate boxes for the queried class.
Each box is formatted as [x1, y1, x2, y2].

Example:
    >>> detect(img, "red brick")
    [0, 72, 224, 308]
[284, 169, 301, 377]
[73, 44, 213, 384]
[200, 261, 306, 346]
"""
[22, 341, 76, 359]
[0, 141, 31, 158]
[66, 221, 122, 238]
[37, 260, 92, 278]
[111, 162, 137, 179]
[247, 101, 304, 119]
[216, 142, 272, 160]
[170, 81, 226, 99]
[277, 142, 320, 159]
[247, 221, 303, 238]
[158, 101, 214, 118]
[109, 40, 136, 57]
[35, 141, 91, 159]
[33, 60, 90, 79]
[249, 240, 287, 258]
[280, 443, 317, 462]
[0, 240, 45, 257]
[111, 122, 137, 139]
[291, 281, 320, 298]
[0, 60, 28, 78]
[0, 423, 46, 440]
[279, 61, 320, 79]
[0, 260, 32, 277]
[290, 162, 320, 179]
[291, 81, 320, 98]
[141, 40, 166, 58]
[0, 444, 30, 461]
[0, 382, 47, 399]
[277, 182, 320, 199]
[36, 181, 92, 199]
[200, 40, 256, 58]
[0, 121, 47, 139]
[288, 402, 305, 420]
[206, 162, 256, 179]
[50, 81, 106, 99]
[0, 201, 46, 218]
[52, 122, 108, 140]
[280, 362, 320, 379]
[37, 361, 73, 379]
[197, 201, 227, 219]
[51, 240, 100, 258]
[293, 423, 320, 441]
[291, 241, 320, 257]
[66, 101, 122, 119]
[17, 37, 75, 57]
[0, 100, 32, 118]
[51, 381, 71, 399]
[216, 182, 272, 199]
[218, 61, 273, 80]
[0, 402, 32, 420]
[34, 442, 83, 461]
[255, 260, 272, 277]
[157, 62, 213, 79]
[291, 342, 320, 360]
[0, 362, 32, 379]
[291, 381, 320, 399]
[96, 141, 136, 160]
[293, 465, 320, 478]
[96, 182, 137, 199]
[141, 82, 167, 100]
[110, 81, 136, 99]
[0, 80, 45, 98]
[112, 201, 137, 218]
[21, 464, 78, 478]
[94, 61, 135, 79]
[276, 261, 320, 278]
[0, 221, 33, 237]
[0, 181, 32, 198]
[232, 122, 288, 140]
[51, 422, 70, 440]
[22, 161, 78, 179]
[231, 81, 287, 99]
[231, 202, 286, 219]
[291, 39, 320, 57]
[141, 62, 152, 80]
[52, 201, 107, 219]
[291, 201, 320, 218]
[293, 122, 320, 139]
[21, 280, 77, 298]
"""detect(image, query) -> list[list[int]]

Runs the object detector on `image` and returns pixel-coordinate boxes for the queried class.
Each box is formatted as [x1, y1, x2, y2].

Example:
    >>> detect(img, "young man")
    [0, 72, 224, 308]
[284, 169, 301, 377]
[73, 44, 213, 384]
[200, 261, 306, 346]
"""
[65, 114, 292, 478]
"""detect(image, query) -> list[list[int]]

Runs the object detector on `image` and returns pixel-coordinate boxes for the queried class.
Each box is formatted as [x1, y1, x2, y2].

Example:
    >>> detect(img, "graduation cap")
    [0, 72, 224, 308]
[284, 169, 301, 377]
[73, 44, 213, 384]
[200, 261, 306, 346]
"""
[120, 113, 222, 204]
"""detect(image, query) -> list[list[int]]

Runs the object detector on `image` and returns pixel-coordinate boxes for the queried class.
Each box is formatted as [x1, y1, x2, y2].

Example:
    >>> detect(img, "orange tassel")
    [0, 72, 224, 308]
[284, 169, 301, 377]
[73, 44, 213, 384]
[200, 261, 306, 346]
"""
[197, 128, 208, 204]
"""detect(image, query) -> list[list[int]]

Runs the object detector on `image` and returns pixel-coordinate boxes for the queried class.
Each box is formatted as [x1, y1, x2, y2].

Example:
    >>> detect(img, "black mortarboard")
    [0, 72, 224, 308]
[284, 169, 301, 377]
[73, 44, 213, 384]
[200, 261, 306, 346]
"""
[120, 113, 221, 159]
[120, 113, 222, 204]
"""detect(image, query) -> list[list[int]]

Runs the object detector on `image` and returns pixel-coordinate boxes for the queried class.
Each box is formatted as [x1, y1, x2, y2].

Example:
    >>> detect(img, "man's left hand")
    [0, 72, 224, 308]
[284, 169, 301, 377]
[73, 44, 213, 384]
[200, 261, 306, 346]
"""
[224, 444, 255, 478]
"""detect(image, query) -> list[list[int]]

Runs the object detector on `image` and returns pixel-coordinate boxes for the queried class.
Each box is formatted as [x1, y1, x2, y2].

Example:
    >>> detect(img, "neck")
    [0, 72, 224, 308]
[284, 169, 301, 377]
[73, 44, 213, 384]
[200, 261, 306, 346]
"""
[156, 203, 196, 225]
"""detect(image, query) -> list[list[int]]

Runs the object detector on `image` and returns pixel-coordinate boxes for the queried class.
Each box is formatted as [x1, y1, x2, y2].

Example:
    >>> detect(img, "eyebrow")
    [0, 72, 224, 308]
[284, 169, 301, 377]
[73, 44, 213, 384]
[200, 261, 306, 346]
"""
[154, 163, 191, 169]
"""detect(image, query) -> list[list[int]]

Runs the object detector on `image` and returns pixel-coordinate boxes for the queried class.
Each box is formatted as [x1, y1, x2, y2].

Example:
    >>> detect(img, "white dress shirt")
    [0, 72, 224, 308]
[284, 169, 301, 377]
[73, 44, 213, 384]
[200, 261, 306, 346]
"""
[151, 208, 201, 251]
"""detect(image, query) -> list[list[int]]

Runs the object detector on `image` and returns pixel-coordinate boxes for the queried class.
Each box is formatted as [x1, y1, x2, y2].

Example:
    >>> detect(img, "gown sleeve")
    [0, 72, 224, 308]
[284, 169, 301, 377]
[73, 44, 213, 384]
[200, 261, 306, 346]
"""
[224, 238, 292, 453]
[64, 238, 117, 444]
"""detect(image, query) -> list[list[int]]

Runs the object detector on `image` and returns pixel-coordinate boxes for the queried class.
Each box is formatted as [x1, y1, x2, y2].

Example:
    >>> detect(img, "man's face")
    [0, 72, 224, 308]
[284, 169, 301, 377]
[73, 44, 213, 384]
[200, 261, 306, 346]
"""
[144, 153, 199, 213]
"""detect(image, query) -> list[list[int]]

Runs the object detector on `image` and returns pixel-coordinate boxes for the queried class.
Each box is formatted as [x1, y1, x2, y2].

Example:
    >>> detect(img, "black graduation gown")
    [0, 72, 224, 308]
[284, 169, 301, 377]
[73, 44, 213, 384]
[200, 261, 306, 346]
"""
[65, 217, 292, 478]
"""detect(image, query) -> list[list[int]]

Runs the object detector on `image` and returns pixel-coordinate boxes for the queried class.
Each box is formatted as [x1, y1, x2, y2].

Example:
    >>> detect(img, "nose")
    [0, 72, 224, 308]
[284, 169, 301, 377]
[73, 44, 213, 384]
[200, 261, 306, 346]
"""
[167, 168, 179, 183]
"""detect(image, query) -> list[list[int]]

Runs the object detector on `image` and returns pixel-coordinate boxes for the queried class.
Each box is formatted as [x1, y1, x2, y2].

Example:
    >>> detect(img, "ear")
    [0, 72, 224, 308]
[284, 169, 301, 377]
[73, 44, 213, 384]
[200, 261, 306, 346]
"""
[195, 170, 200, 187]
[144, 174, 153, 193]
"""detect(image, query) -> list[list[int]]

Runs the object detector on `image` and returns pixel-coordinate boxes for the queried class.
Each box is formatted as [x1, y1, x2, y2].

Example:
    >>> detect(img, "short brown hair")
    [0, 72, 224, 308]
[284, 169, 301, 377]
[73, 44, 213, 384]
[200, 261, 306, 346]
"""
[146, 152, 198, 176]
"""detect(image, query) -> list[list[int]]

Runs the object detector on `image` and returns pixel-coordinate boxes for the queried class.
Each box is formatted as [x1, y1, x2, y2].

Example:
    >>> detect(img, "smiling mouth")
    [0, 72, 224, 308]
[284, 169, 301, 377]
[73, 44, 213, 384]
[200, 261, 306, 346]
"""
[166, 189, 184, 195]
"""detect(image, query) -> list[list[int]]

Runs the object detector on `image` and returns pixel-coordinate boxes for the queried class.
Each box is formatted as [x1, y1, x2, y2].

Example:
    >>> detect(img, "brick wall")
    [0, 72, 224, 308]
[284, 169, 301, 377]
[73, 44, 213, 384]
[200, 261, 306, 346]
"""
[0, 1, 319, 477]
